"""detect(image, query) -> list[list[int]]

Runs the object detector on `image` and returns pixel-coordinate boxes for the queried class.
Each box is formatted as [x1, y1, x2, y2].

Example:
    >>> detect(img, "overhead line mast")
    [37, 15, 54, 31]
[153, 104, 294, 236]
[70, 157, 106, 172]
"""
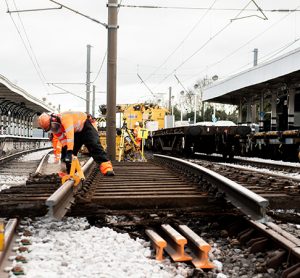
[106, 0, 118, 161]
[6, 0, 119, 160]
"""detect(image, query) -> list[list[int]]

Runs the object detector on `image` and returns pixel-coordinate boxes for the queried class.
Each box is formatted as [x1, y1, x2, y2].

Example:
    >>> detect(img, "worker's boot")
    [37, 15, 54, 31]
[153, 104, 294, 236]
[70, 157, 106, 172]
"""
[100, 161, 115, 176]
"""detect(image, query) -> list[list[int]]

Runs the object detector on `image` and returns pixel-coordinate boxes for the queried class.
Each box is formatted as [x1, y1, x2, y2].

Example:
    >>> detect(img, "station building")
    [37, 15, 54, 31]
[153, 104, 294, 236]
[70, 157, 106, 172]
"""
[203, 47, 300, 132]
[0, 74, 52, 155]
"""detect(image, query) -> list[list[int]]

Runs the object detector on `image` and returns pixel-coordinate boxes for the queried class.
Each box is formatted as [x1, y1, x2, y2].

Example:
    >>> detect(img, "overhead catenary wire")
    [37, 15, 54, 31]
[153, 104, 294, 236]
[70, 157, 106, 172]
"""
[224, 38, 300, 77]
[182, 5, 300, 83]
[174, 74, 188, 94]
[92, 52, 107, 84]
[158, 1, 251, 86]
[12, 0, 48, 84]
[144, 0, 218, 83]
[119, 4, 299, 13]
[48, 0, 107, 27]
[48, 84, 86, 101]
[5, 0, 49, 94]
[137, 73, 157, 98]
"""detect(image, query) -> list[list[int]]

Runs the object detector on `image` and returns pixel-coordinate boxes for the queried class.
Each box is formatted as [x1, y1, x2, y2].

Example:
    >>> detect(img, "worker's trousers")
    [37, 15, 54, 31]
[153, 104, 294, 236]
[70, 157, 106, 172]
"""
[73, 120, 109, 164]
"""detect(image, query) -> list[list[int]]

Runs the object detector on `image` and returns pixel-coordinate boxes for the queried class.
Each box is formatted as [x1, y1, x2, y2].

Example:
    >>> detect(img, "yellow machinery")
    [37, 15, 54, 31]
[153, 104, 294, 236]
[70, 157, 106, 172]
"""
[95, 103, 169, 159]
[122, 103, 168, 130]
[0, 220, 4, 251]
[117, 117, 147, 162]
[61, 157, 85, 186]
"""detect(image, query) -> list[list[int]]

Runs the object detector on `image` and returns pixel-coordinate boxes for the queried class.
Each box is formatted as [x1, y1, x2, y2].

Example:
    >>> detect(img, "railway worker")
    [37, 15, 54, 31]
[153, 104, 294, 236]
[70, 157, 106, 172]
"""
[87, 114, 98, 131]
[38, 112, 115, 176]
[48, 132, 62, 163]
[133, 121, 141, 149]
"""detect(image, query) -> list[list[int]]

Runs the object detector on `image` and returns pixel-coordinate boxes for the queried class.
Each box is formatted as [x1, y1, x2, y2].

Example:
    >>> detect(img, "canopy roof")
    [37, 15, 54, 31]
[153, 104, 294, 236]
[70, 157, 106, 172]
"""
[0, 74, 52, 115]
[203, 47, 300, 105]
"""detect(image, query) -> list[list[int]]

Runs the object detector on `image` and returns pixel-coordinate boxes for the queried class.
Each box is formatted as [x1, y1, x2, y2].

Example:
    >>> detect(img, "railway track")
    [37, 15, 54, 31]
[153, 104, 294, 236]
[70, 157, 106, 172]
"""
[0, 148, 52, 192]
[1, 151, 294, 221]
[188, 156, 300, 211]
[195, 152, 300, 176]
[1, 153, 300, 276]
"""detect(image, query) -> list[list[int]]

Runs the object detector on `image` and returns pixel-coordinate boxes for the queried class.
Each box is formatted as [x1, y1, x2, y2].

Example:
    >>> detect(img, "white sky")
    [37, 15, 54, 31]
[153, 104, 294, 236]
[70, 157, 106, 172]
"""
[1, 0, 300, 114]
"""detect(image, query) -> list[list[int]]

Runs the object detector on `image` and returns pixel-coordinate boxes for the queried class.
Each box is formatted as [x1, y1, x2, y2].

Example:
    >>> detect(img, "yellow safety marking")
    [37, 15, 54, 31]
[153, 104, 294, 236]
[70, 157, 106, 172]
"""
[138, 128, 149, 139]
[0, 221, 4, 251]
[97, 117, 106, 122]
[61, 157, 85, 186]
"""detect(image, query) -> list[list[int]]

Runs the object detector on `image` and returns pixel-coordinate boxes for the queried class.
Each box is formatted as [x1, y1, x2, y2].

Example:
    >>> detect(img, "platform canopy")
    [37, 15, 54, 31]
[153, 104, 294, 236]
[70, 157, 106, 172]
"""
[0, 74, 52, 115]
[203, 47, 300, 105]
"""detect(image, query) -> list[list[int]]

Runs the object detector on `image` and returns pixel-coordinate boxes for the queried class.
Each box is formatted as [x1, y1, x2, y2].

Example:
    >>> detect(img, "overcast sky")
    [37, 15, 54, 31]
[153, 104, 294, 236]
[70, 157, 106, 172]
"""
[1, 0, 300, 114]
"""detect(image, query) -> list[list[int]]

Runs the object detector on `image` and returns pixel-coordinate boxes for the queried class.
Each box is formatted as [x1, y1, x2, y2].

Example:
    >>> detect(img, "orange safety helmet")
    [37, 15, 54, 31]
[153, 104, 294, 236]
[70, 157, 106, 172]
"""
[38, 113, 51, 131]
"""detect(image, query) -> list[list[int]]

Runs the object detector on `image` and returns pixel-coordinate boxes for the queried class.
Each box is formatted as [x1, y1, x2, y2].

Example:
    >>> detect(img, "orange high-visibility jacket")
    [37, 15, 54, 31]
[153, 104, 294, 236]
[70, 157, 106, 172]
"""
[52, 133, 62, 156]
[134, 126, 141, 144]
[54, 112, 87, 151]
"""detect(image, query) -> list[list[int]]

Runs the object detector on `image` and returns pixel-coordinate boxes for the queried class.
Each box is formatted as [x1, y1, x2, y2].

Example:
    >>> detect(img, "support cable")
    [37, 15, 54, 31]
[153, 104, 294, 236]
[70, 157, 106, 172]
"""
[158, 2, 250, 85]
[5, 0, 48, 93]
[174, 75, 188, 93]
[144, 0, 218, 83]
[48, 0, 107, 27]
[182, 5, 300, 83]
[119, 4, 299, 13]
[224, 38, 300, 77]
[12, 0, 48, 84]
[48, 84, 86, 101]
[137, 73, 157, 98]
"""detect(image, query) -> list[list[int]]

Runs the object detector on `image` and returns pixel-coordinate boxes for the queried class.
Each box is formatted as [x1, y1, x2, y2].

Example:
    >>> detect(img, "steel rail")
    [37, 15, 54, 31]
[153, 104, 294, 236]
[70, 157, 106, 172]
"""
[34, 149, 53, 174]
[217, 162, 300, 182]
[250, 220, 300, 260]
[0, 219, 18, 276]
[154, 154, 269, 222]
[194, 152, 300, 173]
[46, 157, 94, 220]
[0, 147, 51, 164]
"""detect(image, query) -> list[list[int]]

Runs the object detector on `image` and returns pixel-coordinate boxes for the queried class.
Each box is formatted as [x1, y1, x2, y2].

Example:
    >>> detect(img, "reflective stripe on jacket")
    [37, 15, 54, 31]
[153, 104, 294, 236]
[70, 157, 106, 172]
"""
[52, 133, 62, 155]
[54, 112, 87, 151]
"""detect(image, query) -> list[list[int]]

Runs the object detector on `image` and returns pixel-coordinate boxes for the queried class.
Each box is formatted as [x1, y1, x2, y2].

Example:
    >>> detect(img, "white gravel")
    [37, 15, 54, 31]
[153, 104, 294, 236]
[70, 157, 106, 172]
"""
[233, 155, 300, 168]
[0, 175, 26, 192]
[219, 162, 300, 180]
[0, 150, 50, 192]
[10, 217, 194, 278]
[18, 150, 50, 162]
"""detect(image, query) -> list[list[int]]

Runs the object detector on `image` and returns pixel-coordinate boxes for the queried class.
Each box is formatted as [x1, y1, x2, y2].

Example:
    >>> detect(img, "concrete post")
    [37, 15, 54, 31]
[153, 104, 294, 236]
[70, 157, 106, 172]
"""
[259, 93, 264, 131]
[246, 100, 252, 124]
[106, 0, 118, 161]
[86, 44, 91, 114]
[238, 98, 243, 124]
[92, 85, 96, 116]
[288, 88, 295, 130]
[271, 93, 277, 131]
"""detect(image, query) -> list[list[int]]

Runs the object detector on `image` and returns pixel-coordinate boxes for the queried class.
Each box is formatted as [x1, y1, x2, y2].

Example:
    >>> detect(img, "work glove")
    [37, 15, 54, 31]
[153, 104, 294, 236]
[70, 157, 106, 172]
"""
[61, 146, 67, 162]
[64, 150, 73, 163]
[64, 150, 73, 174]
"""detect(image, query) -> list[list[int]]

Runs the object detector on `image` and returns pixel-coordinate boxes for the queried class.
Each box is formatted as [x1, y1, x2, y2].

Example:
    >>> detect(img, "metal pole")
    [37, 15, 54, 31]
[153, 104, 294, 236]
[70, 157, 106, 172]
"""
[92, 85, 96, 116]
[86, 44, 91, 113]
[259, 93, 264, 131]
[253, 48, 258, 66]
[194, 94, 197, 124]
[180, 107, 183, 122]
[169, 87, 172, 113]
[106, 0, 118, 161]
[202, 89, 205, 121]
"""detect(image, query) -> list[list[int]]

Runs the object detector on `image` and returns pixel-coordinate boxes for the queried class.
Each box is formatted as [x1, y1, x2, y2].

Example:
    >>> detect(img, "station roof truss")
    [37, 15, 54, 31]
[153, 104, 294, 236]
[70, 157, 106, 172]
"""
[0, 74, 52, 117]
[203, 47, 300, 105]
